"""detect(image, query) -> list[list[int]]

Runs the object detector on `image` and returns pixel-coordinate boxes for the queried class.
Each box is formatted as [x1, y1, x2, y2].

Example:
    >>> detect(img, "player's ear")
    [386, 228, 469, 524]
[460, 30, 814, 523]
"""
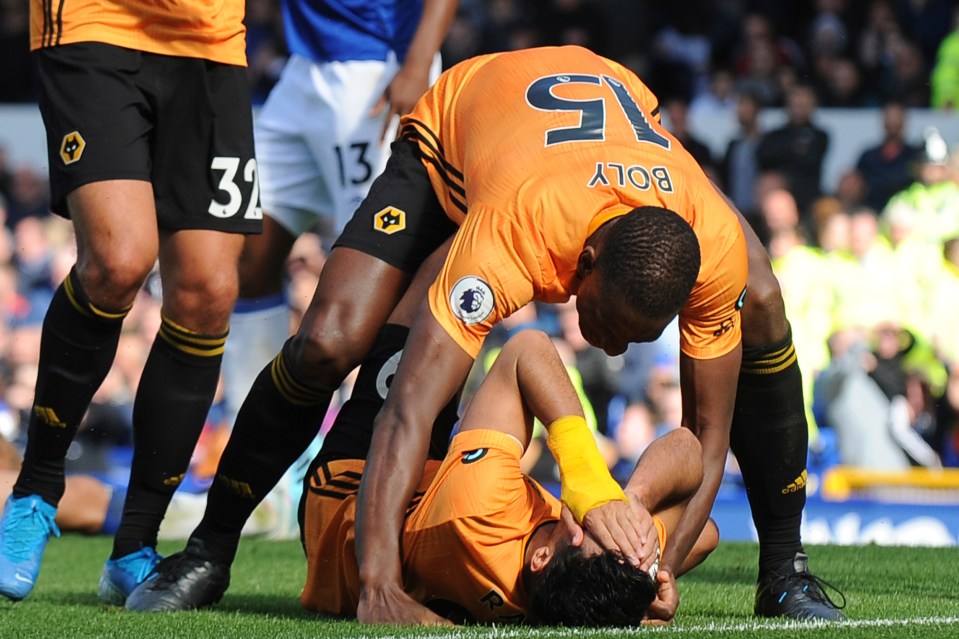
[577, 246, 596, 278]
[529, 545, 553, 574]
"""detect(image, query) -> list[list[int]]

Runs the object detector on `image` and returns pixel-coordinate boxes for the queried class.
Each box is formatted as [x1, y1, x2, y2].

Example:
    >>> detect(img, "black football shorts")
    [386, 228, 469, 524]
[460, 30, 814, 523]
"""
[35, 42, 262, 233]
[333, 139, 458, 274]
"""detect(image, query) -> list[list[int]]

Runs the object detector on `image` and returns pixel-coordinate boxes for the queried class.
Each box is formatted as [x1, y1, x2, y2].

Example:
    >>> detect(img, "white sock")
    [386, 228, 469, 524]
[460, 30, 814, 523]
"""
[223, 294, 290, 427]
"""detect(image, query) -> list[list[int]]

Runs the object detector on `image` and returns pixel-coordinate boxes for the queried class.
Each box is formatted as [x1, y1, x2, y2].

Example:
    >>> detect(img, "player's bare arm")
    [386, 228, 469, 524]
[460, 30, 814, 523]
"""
[458, 329, 585, 445]
[373, 0, 458, 139]
[354, 309, 473, 625]
[648, 345, 741, 621]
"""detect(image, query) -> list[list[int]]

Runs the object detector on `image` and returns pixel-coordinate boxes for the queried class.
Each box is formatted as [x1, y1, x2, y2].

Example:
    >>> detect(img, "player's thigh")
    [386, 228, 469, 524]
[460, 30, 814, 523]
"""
[290, 247, 410, 382]
[149, 54, 262, 237]
[308, 58, 397, 233]
[35, 43, 160, 302]
[68, 180, 160, 303]
[290, 141, 458, 378]
[255, 57, 335, 239]
[35, 43, 153, 217]
[735, 210, 789, 347]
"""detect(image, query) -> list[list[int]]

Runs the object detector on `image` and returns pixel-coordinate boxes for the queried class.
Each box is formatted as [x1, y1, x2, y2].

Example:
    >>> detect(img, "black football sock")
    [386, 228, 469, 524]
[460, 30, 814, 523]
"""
[193, 337, 334, 564]
[320, 323, 460, 462]
[110, 316, 227, 558]
[729, 329, 808, 579]
[299, 323, 461, 550]
[14, 269, 128, 506]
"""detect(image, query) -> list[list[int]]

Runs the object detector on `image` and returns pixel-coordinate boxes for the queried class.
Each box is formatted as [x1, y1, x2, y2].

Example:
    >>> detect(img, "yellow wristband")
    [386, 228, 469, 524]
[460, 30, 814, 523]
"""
[546, 415, 627, 522]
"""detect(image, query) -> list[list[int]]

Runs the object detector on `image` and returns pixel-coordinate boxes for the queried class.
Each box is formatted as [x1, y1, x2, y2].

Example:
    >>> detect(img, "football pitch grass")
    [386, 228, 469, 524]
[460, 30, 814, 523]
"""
[2, 536, 958, 638]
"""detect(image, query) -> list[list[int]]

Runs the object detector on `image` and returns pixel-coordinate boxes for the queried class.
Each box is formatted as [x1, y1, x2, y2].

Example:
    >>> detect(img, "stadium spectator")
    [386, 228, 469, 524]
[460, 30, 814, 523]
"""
[855, 0, 904, 97]
[648, 15, 712, 102]
[757, 83, 830, 219]
[884, 128, 959, 247]
[881, 39, 930, 107]
[927, 237, 959, 366]
[830, 206, 901, 333]
[244, 0, 287, 105]
[553, 300, 620, 437]
[815, 328, 930, 470]
[663, 96, 716, 182]
[439, 3, 485, 68]
[539, 0, 609, 55]
[689, 68, 738, 118]
[0, 0, 34, 102]
[806, 0, 849, 60]
[733, 13, 805, 106]
[896, 0, 953, 70]
[5, 167, 50, 228]
[931, 8, 959, 109]
[721, 91, 763, 225]
[834, 169, 868, 212]
[809, 199, 850, 263]
[610, 401, 656, 478]
[756, 187, 804, 250]
[855, 102, 919, 212]
[817, 57, 870, 107]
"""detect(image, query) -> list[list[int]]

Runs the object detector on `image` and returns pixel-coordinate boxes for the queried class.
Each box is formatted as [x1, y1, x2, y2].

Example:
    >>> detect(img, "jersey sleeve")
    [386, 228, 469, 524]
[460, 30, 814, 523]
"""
[678, 189, 749, 360]
[428, 205, 542, 358]
[407, 428, 555, 532]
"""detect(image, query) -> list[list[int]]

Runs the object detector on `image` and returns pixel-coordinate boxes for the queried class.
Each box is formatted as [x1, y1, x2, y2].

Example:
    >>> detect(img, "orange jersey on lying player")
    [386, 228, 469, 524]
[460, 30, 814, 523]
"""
[399, 46, 747, 360]
[300, 429, 667, 623]
[30, 0, 247, 66]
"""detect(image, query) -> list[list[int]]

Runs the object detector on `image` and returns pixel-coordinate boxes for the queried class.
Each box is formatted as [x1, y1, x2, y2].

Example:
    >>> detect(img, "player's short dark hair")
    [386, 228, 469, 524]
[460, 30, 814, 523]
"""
[594, 206, 701, 320]
[528, 547, 657, 627]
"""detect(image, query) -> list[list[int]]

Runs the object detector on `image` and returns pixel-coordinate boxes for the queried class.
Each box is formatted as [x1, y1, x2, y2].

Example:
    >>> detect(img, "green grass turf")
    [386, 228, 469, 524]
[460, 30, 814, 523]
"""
[2, 536, 958, 638]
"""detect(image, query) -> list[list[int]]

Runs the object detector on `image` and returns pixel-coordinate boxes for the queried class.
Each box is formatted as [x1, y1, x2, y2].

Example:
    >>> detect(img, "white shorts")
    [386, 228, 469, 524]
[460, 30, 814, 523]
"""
[255, 53, 441, 238]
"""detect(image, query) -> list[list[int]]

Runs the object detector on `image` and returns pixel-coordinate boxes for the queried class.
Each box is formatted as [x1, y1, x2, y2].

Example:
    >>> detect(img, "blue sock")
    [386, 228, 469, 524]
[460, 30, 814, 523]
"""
[101, 484, 127, 536]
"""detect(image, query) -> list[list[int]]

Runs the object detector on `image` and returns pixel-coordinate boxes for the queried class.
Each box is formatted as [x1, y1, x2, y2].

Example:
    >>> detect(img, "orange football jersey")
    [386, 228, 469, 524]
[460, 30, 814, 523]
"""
[398, 46, 747, 360]
[30, 0, 247, 66]
[301, 429, 667, 623]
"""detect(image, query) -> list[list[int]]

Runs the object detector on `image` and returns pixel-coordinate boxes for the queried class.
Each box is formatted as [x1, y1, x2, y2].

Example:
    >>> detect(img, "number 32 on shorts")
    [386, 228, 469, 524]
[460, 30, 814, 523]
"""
[208, 156, 262, 220]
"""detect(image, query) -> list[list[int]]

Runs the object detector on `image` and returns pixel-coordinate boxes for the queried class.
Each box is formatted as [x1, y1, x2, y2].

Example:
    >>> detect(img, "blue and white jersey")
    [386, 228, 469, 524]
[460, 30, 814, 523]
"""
[283, 0, 424, 63]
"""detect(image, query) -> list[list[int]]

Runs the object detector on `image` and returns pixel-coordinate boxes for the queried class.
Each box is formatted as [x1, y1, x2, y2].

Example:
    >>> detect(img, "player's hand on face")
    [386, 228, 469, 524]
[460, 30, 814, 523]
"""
[581, 498, 656, 568]
[357, 583, 454, 626]
[371, 65, 431, 141]
[627, 491, 661, 573]
[559, 505, 586, 547]
[643, 568, 679, 625]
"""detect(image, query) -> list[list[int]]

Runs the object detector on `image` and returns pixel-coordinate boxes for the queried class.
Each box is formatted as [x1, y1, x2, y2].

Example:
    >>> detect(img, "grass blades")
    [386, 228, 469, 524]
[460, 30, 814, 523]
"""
[2, 536, 958, 638]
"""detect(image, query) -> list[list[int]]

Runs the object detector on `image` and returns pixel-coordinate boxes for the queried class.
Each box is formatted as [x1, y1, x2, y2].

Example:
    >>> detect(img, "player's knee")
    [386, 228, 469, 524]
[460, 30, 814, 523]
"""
[699, 518, 720, 555]
[501, 329, 552, 359]
[75, 253, 153, 307]
[742, 265, 789, 346]
[290, 318, 366, 384]
[165, 269, 240, 329]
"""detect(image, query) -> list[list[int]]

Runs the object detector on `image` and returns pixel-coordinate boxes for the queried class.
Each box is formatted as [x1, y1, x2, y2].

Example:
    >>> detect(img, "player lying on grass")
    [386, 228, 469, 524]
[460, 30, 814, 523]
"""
[300, 328, 718, 625]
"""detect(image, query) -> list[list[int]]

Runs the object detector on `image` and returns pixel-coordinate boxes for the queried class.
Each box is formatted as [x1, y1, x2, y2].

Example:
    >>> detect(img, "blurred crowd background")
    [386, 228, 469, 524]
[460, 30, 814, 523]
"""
[2, 0, 959, 497]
